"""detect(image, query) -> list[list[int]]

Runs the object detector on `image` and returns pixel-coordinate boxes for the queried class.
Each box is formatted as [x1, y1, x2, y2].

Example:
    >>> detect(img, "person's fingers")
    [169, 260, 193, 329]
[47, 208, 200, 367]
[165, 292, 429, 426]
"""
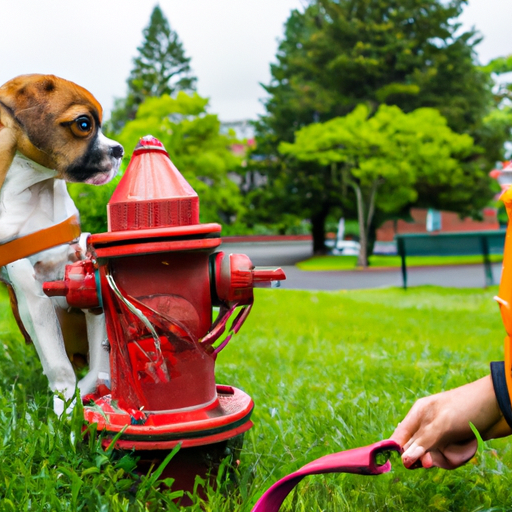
[418, 439, 477, 470]
[421, 450, 451, 469]
[391, 417, 420, 446]
[443, 440, 478, 468]
[402, 437, 415, 452]
[390, 404, 426, 448]
[401, 441, 427, 468]
[400, 419, 444, 462]
[419, 451, 433, 469]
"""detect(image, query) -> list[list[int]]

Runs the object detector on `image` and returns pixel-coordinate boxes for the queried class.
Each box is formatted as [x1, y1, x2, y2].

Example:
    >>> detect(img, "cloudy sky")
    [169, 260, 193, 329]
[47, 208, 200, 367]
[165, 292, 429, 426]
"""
[0, 0, 510, 122]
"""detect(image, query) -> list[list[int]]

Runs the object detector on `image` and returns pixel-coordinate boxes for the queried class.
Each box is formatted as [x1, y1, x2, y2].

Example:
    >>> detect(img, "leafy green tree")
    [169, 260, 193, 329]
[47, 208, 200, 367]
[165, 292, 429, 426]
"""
[245, 142, 348, 250]
[114, 92, 245, 230]
[280, 105, 485, 266]
[478, 54, 512, 164]
[482, 54, 512, 102]
[252, 0, 500, 252]
[108, 5, 196, 133]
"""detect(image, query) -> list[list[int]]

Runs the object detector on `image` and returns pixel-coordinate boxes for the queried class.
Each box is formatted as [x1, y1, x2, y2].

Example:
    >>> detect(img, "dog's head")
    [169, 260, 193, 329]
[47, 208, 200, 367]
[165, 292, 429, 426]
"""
[0, 74, 123, 185]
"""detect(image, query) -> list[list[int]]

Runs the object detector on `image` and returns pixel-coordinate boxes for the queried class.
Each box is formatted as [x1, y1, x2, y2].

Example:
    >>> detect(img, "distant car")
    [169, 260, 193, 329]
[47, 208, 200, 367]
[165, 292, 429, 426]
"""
[332, 240, 361, 256]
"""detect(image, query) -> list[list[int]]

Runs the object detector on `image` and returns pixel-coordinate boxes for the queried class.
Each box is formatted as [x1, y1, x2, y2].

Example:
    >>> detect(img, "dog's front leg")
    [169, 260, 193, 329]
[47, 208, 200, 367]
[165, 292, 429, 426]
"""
[77, 311, 110, 396]
[6, 258, 76, 414]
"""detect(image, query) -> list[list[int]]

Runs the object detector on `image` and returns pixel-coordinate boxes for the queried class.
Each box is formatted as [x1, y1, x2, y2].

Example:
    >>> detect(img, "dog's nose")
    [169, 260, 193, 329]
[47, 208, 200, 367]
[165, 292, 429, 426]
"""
[110, 145, 124, 159]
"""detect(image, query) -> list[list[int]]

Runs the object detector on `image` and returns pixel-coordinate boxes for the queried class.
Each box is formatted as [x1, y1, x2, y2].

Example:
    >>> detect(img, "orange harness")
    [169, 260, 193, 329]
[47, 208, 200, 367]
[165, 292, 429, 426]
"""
[0, 214, 81, 267]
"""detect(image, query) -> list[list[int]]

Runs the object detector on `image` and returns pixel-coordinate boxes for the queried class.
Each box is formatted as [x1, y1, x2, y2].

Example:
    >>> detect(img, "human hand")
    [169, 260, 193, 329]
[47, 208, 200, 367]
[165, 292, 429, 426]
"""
[390, 375, 511, 470]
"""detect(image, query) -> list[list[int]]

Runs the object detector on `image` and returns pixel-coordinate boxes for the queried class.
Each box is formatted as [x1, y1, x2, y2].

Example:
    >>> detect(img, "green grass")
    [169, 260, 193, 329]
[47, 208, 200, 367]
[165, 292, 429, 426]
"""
[297, 254, 504, 271]
[0, 284, 511, 510]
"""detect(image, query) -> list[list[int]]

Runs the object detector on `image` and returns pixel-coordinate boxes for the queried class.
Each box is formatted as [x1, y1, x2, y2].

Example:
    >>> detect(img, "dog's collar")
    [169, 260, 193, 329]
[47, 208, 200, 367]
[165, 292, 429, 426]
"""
[0, 214, 80, 267]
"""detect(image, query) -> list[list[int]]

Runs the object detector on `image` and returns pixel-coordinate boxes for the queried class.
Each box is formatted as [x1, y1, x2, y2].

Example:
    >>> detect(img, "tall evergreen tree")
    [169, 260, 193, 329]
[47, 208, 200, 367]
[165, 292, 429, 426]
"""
[109, 5, 196, 133]
[250, 0, 501, 253]
[262, 0, 492, 140]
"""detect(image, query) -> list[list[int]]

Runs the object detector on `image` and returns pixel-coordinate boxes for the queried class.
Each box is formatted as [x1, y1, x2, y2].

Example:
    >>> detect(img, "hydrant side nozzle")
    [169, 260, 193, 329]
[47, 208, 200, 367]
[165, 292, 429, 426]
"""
[212, 253, 286, 304]
[252, 267, 286, 283]
[42, 260, 100, 309]
[43, 281, 67, 297]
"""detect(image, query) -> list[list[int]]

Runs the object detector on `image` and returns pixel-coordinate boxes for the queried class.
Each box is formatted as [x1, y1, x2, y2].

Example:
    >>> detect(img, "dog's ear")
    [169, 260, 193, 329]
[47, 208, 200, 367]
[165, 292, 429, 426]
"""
[0, 79, 54, 169]
[0, 109, 18, 191]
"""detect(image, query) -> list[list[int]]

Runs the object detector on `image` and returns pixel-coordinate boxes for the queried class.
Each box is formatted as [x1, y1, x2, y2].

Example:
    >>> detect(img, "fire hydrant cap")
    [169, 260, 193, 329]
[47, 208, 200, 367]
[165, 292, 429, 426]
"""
[108, 135, 200, 231]
[133, 135, 167, 155]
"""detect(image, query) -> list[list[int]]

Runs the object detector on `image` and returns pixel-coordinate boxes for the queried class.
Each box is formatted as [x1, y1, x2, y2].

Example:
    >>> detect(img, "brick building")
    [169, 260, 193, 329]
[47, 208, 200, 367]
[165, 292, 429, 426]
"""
[376, 208, 499, 242]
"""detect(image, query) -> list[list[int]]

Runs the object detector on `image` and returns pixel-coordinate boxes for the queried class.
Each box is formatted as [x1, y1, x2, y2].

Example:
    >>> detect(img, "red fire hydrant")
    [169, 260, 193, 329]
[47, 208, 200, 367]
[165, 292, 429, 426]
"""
[44, 136, 285, 460]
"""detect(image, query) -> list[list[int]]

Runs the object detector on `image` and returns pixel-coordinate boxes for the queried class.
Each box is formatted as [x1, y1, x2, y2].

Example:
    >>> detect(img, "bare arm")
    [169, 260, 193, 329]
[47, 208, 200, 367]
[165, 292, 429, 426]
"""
[390, 375, 512, 469]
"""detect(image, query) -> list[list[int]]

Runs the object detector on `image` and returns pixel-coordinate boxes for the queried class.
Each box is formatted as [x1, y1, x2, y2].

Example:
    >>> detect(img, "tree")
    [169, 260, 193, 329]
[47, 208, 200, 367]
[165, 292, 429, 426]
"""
[263, 0, 492, 135]
[114, 92, 246, 229]
[108, 5, 196, 133]
[253, 0, 500, 252]
[478, 54, 512, 164]
[280, 104, 486, 267]
[70, 93, 245, 234]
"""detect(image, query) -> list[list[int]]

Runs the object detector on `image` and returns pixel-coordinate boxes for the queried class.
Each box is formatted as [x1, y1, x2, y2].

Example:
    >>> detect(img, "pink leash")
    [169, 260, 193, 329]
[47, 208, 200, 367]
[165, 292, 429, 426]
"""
[251, 439, 401, 512]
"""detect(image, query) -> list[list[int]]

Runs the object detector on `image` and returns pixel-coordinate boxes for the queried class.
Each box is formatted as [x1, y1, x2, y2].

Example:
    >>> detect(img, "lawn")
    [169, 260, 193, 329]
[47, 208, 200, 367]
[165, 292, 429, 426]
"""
[297, 254, 503, 271]
[0, 284, 511, 510]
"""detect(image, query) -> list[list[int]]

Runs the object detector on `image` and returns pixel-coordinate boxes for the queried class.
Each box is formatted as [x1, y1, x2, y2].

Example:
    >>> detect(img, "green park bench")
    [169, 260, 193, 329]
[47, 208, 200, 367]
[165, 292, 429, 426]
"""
[395, 230, 507, 289]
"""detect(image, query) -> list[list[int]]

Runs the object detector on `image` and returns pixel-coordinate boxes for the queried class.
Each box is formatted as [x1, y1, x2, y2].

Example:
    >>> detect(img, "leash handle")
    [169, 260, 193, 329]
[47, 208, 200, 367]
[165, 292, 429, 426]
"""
[251, 439, 401, 512]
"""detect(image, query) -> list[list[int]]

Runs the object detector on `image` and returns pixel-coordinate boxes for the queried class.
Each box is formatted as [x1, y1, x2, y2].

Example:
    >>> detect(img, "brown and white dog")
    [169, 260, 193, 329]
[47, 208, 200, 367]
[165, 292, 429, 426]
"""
[0, 74, 123, 414]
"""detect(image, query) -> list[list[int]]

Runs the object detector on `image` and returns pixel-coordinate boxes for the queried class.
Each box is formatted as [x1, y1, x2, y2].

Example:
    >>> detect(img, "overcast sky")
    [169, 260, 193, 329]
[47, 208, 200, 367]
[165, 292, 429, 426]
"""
[0, 0, 510, 123]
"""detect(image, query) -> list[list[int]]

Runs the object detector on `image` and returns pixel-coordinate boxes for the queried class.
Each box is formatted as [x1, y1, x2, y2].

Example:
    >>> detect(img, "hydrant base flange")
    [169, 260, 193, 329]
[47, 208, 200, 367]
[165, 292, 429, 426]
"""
[83, 384, 254, 450]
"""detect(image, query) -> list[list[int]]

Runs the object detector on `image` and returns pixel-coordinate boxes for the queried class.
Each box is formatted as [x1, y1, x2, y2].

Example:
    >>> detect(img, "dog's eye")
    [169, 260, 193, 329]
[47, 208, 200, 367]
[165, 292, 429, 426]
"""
[68, 116, 94, 137]
[76, 116, 92, 132]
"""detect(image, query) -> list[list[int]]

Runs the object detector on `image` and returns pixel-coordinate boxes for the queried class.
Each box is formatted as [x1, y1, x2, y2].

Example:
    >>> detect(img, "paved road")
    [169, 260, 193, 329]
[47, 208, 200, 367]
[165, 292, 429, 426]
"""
[220, 240, 502, 290]
[277, 263, 502, 290]
[220, 240, 313, 267]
